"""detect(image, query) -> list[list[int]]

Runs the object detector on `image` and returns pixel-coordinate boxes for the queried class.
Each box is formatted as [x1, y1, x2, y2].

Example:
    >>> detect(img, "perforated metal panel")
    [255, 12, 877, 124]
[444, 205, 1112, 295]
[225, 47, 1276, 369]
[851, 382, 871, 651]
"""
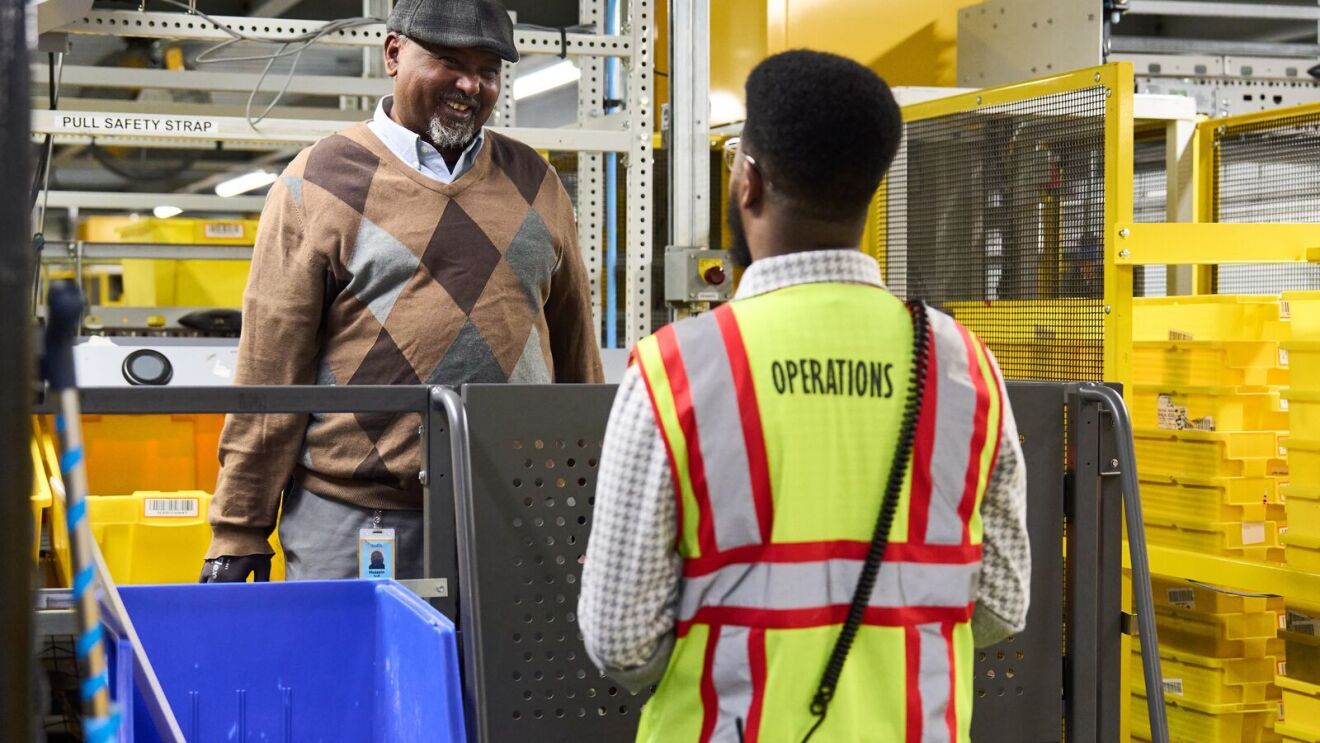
[1213, 108, 1320, 293]
[460, 384, 646, 742]
[454, 384, 1091, 741]
[882, 88, 1108, 382]
[971, 382, 1066, 742]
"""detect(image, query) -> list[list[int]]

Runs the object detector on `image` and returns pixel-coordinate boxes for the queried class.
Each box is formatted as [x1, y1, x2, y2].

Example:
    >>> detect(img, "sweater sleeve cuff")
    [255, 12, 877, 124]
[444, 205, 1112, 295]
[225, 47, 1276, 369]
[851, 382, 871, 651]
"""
[601, 632, 675, 694]
[971, 602, 1019, 649]
[205, 526, 276, 560]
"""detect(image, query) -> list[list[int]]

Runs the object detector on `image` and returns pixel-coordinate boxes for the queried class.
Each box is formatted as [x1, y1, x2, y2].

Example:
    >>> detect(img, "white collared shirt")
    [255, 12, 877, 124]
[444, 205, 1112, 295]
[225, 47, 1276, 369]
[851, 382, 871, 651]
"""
[366, 95, 484, 184]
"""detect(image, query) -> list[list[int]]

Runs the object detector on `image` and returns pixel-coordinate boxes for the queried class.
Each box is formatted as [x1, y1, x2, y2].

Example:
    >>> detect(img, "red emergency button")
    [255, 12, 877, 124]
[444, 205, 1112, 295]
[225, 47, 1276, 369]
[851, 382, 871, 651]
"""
[703, 265, 727, 286]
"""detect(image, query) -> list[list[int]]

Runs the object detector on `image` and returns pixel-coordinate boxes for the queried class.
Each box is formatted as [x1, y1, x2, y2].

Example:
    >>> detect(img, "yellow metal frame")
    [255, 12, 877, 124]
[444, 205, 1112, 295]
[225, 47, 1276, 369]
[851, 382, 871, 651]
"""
[896, 65, 1137, 738]
[1200, 100, 1320, 132]
[898, 63, 1136, 389]
[862, 68, 1320, 738]
[1117, 223, 1320, 265]
[1126, 546, 1320, 615]
[1177, 100, 1320, 290]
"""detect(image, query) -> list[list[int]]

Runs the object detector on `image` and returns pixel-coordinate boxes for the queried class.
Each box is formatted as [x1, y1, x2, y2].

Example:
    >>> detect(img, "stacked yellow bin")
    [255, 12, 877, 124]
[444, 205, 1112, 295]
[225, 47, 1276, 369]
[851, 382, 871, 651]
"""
[1276, 292, 1320, 743]
[1279, 611, 1320, 742]
[1283, 291, 1320, 574]
[1133, 296, 1291, 564]
[30, 417, 285, 585]
[1133, 577, 1285, 742]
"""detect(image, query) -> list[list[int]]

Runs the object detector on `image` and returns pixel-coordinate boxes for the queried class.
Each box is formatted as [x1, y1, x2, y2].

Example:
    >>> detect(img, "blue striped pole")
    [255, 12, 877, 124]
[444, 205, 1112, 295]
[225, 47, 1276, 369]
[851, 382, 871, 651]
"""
[45, 281, 119, 741]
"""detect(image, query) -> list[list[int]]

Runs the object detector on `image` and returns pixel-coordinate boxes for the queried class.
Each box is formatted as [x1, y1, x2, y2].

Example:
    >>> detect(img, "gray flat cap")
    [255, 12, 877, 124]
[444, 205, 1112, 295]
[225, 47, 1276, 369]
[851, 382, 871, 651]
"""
[387, 0, 519, 63]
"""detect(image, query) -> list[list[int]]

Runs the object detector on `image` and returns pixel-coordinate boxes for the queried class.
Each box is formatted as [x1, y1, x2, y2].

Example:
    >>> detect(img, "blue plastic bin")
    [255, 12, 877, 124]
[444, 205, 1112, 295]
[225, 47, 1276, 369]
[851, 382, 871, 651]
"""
[105, 580, 466, 743]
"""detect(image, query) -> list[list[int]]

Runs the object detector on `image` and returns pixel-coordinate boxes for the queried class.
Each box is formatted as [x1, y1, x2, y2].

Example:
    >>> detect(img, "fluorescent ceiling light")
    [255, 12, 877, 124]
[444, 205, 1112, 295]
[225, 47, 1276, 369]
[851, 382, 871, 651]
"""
[215, 170, 278, 198]
[514, 60, 581, 101]
[153, 205, 183, 219]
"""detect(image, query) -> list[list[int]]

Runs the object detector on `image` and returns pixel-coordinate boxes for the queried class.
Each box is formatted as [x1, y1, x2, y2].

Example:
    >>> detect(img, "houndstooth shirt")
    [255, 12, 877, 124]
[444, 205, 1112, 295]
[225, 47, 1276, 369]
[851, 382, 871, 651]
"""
[578, 250, 1031, 690]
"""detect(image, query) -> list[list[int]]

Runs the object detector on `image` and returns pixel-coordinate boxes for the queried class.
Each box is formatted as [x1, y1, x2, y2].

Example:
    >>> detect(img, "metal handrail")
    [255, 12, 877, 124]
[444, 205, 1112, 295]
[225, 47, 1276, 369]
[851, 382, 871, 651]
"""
[431, 386, 487, 743]
[1077, 383, 1168, 743]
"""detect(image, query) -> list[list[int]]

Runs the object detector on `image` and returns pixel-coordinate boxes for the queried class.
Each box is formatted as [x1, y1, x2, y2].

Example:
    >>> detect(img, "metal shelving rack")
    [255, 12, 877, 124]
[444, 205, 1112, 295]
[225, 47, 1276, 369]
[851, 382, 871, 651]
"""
[32, 2, 657, 346]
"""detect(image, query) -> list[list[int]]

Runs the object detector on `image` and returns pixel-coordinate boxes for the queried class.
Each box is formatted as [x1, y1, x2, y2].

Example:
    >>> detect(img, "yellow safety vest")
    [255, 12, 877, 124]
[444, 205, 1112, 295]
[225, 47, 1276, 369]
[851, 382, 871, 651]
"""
[632, 283, 1004, 743]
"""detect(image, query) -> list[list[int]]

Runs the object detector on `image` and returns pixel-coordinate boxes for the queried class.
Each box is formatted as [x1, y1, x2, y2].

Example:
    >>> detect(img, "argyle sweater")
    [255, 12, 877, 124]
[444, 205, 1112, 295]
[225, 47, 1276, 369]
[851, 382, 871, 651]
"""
[208, 123, 603, 558]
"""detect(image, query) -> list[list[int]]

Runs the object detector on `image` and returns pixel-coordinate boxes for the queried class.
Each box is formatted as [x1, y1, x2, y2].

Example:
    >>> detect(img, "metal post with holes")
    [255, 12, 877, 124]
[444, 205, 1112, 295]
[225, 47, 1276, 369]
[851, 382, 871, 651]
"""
[624, 0, 655, 347]
[496, 10, 517, 127]
[578, 0, 606, 342]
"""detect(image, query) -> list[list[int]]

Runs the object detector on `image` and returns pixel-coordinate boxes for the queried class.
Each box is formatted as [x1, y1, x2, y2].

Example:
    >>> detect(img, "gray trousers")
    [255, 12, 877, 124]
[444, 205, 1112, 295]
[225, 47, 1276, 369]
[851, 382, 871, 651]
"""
[278, 484, 424, 580]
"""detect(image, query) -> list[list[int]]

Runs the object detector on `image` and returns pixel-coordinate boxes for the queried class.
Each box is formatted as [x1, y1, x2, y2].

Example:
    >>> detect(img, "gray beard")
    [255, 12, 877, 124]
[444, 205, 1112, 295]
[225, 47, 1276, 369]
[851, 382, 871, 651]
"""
[429, 113, 478, 151]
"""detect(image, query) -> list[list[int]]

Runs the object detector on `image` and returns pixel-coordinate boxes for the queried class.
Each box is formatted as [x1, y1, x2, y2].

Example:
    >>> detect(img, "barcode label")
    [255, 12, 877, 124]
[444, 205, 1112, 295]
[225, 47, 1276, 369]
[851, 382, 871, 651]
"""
[1280, 348, 1290, 367]
[1280, 397, 1290, 411]
[1279, 702, 1286, 723]
[1279, 660, 1288, 676]
[144, 498, 199, 518]
[1163, 679, 1184, 696]
[1167, 588, 1196, 609]
[1169, 329, 1194, 341]
[1241, 522, 1266, 546]
[1281, 300, 1292, 320]
[204, 222, 245, 239]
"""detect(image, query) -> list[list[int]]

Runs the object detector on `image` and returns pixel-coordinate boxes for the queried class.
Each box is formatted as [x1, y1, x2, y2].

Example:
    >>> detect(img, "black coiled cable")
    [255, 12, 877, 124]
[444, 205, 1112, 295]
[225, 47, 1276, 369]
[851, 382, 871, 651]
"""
[801, 299, 932, 742]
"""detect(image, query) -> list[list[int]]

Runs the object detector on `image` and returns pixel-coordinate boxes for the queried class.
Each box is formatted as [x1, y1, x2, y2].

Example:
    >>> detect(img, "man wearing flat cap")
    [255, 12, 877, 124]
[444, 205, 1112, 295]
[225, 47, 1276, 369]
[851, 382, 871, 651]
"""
[201, 0, 603, 582]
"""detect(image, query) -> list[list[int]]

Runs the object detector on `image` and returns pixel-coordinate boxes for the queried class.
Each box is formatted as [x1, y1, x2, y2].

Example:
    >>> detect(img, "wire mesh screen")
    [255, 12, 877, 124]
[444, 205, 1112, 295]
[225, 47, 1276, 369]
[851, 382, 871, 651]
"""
[1133, 133, 1167, 297]
[1213, 109, 1320, 293]
[881, 87, 1108, 382]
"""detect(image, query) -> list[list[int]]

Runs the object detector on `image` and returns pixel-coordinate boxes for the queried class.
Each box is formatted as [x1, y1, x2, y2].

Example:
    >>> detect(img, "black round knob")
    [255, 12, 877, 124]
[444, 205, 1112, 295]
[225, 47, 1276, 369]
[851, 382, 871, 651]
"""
[122, 349, 173, 386]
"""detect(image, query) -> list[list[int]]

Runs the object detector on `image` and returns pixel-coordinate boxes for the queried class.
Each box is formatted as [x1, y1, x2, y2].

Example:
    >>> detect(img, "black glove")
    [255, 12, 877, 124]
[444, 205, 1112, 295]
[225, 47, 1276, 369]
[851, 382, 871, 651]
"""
[199, 554, 272, 583]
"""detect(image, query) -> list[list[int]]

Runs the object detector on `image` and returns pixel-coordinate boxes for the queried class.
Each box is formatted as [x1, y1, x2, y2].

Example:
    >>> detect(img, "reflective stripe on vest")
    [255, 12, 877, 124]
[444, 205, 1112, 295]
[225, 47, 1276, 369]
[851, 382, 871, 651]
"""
[634, 287, 1003, 743]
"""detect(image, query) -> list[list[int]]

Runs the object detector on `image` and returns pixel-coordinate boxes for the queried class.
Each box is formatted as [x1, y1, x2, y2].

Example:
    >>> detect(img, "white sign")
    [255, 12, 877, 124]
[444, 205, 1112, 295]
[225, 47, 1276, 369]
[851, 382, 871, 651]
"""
[54, 113, 219, 135]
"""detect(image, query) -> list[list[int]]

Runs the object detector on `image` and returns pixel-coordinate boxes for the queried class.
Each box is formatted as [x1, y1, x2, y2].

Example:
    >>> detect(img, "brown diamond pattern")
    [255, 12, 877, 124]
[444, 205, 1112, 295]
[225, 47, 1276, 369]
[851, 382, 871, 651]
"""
[420, 200, 502, 315]
[304, 134, 379, 214]
[491, 135, 550, 205]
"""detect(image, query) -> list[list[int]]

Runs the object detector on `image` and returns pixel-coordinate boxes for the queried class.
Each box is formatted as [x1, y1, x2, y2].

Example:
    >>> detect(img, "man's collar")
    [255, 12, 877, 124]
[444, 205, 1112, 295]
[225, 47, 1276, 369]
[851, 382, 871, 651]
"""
[733, 249, 886, 300]
[374, 95, 484, 163]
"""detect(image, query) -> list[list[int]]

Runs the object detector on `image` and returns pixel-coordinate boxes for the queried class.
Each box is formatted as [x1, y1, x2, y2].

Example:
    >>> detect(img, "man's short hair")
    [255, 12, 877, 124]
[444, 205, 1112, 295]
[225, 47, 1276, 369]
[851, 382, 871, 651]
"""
[741, 50, 902, 221]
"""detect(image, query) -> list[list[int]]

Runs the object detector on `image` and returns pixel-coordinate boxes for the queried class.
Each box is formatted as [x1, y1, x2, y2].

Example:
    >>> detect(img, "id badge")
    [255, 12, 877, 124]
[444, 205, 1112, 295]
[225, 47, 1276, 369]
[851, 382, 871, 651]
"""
[359, 528, 396, 579]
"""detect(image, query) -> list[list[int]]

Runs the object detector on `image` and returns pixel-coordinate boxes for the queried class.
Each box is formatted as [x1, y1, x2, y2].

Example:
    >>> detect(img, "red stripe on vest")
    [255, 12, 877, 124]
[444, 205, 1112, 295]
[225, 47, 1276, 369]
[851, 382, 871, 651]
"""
[698, 624, 721, 743]
[657, 325, 718, 555]
[905, 625, 923, 743]
[713, 305, 774, 544]
[682, 540, 983, 578]
[954, 322, 991, 544]
[634, 347, 688, 551]
[942, 621, 959, 741]
[907, 326, 940, 543]
[676, 603, 977, 636]
[745, 628, 768, 742]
